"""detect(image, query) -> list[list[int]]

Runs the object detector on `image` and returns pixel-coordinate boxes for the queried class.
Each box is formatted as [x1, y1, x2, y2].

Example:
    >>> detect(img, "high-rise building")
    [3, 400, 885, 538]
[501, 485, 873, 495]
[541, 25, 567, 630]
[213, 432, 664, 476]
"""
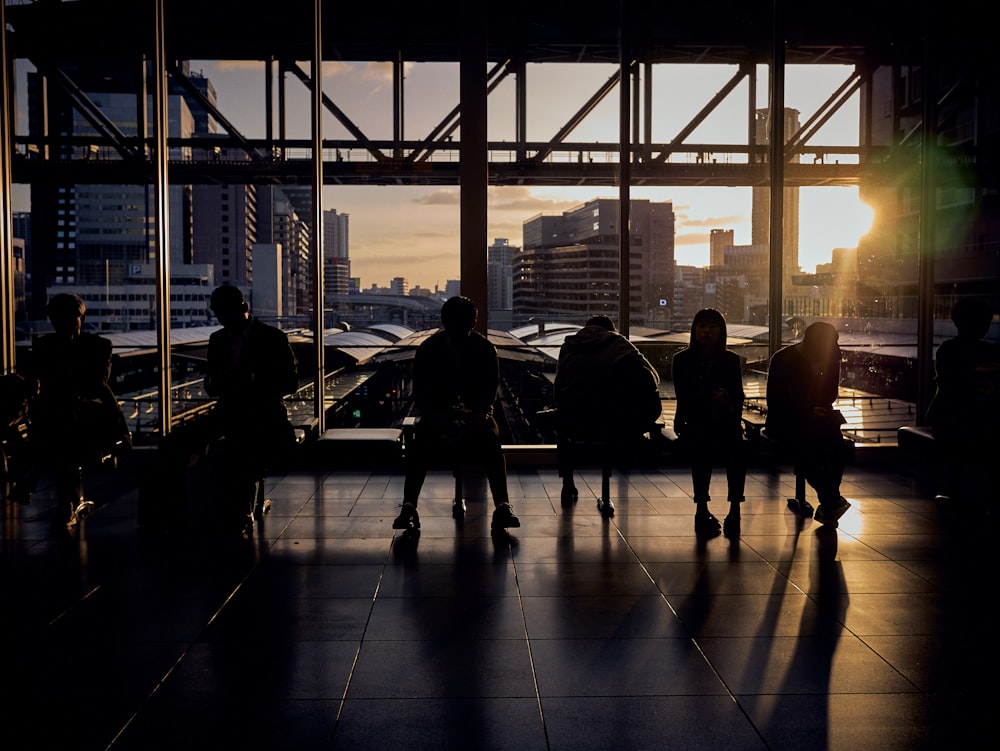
[26, 62, 195, 324]
[487, 238, 516, 329]
[263, 188, 311, 319]
[191, 143, 258, 292]
[514, 198, 675, 326]
[752, 107, 801, 296]
[709, 229, 734, 269]
[323, 209, 350, 298]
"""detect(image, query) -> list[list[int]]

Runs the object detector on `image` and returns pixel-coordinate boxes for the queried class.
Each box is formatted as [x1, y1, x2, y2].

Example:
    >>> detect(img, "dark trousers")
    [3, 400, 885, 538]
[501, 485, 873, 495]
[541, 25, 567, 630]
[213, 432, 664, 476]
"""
[404, 418, 508, 507]
[683, 431, 746, 503]
[792, 431, 847, 507]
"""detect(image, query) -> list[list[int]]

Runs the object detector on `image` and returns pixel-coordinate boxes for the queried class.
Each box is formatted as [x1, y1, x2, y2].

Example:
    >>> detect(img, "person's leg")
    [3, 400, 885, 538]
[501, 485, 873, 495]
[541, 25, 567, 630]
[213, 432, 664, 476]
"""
[395, 425, 434, 529]
[812, 434, 850, 524]
[479, 421, 519, 530]
[689, 438, 720, 536]
[557, 434, 578, 505]
[724, 435, 747, 535]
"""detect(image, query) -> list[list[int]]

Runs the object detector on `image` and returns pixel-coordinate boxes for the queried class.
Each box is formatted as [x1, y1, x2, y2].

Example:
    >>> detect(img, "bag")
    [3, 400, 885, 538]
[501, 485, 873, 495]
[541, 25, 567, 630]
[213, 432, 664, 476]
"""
[71, 397, 132, 464]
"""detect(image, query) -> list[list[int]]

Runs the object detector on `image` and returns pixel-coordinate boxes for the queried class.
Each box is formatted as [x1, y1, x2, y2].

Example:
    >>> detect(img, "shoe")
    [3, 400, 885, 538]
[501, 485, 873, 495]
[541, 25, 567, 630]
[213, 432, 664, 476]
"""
[814, 497, 851, 526]
[723, 514, 741, 538]
[51, 504, 78, 533]
[491, 502, 520, 531]
[7, 483, 31, 505]
[253, 498, 273, 520]
[597, 497, 615, 518]
[560, 485, 578, 508]
[452, 498, 466, 518]
[786, 497, 814, 516]
[392, 504, 420, 530]
[74, 500, 96, 519]
[694, 513, 722, 538]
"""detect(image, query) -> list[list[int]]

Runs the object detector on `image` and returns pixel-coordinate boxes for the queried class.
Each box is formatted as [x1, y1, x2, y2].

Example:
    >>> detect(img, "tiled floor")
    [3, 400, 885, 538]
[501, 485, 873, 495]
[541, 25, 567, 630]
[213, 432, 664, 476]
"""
[1, 452, 992, 750]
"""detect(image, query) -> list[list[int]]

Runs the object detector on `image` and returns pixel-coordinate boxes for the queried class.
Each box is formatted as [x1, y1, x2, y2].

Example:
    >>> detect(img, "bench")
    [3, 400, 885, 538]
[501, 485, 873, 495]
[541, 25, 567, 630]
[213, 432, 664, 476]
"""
[313, 427, 404, 468]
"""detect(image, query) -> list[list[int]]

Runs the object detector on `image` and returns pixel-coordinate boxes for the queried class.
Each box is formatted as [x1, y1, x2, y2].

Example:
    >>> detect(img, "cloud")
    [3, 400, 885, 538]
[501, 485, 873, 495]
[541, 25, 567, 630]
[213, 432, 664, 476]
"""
[412, 189, 460, 206]
[681, 214, 746, 228]
[487, 187, 578, 213]
[676, 232, 710, 246]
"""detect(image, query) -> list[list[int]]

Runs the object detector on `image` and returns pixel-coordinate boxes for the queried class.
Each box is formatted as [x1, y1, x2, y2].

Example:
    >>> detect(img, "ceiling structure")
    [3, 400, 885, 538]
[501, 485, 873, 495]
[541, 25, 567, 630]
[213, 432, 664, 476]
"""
[3, 0, 985, 189]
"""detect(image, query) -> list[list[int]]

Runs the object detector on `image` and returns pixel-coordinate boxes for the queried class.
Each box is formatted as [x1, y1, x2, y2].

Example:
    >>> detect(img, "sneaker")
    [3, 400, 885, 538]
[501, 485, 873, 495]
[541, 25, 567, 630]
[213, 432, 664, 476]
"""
[74, 500, 96, 520]
[723, 514, 741, 538]
[392, 504, 420, 530]
[786, 497, 814, 516]
[597, 497, 615, 518]
[253, 498, 273, 520]
[491, 502, 520, 530]
[452, 498, 466, 518]
[814, 497, 851, 525]
[560, 485, 578, 508]
[694, 513, 722, 538]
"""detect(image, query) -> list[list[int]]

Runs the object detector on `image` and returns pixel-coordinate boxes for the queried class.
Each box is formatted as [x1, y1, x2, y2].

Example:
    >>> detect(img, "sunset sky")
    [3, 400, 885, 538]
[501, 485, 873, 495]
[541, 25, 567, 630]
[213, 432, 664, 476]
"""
[16, 59, 875, 292]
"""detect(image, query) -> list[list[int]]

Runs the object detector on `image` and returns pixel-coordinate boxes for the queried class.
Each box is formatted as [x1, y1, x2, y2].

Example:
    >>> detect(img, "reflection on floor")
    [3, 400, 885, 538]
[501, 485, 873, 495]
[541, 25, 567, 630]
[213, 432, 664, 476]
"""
[1, 454, 991, 750]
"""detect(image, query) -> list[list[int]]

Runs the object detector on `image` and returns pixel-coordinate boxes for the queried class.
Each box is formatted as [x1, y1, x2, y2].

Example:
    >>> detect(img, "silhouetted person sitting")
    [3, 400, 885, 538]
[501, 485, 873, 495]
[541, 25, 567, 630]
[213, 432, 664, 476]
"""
[926, 296, 1000, 510]
[554, 314, 661, 516]
[15, 293, 127, 532]
[393, 295, 519, 533]
[766, 321, 851, 526]
[205, 285, 298, 537]
[672, 308, 746, 538]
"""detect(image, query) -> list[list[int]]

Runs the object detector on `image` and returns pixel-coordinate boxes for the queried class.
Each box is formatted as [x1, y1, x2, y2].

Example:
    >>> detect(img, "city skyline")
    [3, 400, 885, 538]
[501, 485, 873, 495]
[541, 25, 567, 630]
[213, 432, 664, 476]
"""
[13, 59, 874, 291]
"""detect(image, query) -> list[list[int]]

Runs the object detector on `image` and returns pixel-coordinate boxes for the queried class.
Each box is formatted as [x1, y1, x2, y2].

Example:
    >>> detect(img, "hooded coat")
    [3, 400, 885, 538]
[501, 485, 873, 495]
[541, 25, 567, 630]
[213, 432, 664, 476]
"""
[554, 324, 661, 436]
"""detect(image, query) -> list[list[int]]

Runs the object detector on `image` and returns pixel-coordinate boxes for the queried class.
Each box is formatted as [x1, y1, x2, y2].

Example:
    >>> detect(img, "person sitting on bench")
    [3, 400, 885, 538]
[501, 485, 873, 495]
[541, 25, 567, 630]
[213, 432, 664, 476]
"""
[553, 315, 661, 517]
[766, 321, 851, 527]
[393, 296, 519, 534]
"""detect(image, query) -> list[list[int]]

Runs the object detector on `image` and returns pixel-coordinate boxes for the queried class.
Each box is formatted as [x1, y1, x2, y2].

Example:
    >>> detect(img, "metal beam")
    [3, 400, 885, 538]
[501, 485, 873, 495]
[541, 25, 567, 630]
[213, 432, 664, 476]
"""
[657, 63, 750, 159]
[311, 0, 326, 432]
[285, 61, 382, 162]
[167, 61, 262, 161]
[533, 65, 625, 163]
[1, 1, 15, 373]
[152, 0, 172, 434]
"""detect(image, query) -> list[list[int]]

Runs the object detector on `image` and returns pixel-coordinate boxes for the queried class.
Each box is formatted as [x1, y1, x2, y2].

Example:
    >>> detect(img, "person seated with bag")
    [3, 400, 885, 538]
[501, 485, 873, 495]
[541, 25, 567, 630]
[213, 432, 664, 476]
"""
[553, 314, 662, 516]
[393, 296, 519, 534]
[15, 293, 129, 531]
[766, 321, 851, 526]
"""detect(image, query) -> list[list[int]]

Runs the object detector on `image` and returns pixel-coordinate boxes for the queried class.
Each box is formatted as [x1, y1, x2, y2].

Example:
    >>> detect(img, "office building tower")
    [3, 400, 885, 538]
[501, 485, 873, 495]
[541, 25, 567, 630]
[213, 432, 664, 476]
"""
[26, 62, 195, 324]
[324, 209, 350, 298]
[709, 229, 734, 269]
[487, 238, 516, 329]
[261, 188, 311, 319]
[514, 198, 675, 326]
[191, 143, 258, 291]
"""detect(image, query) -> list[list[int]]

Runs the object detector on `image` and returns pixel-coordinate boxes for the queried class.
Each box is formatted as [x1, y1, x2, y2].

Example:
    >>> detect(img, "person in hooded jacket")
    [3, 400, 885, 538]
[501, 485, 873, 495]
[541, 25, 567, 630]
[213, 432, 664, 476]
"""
[671, 308, 747, 537]
[554, 315, 661, 514]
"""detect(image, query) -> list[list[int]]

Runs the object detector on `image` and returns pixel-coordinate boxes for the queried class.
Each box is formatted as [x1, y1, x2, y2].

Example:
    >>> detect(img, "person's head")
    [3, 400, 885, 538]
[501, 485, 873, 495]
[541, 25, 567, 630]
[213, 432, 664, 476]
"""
[440, 295, 478, 336]
[210, 285, 250, 330]
[47, 293, 86, 337]
[800, 321, 839, 364]
[689, 308, 727, 351]
[951, 296, 993, 339]
[584, 315, 616, 333]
